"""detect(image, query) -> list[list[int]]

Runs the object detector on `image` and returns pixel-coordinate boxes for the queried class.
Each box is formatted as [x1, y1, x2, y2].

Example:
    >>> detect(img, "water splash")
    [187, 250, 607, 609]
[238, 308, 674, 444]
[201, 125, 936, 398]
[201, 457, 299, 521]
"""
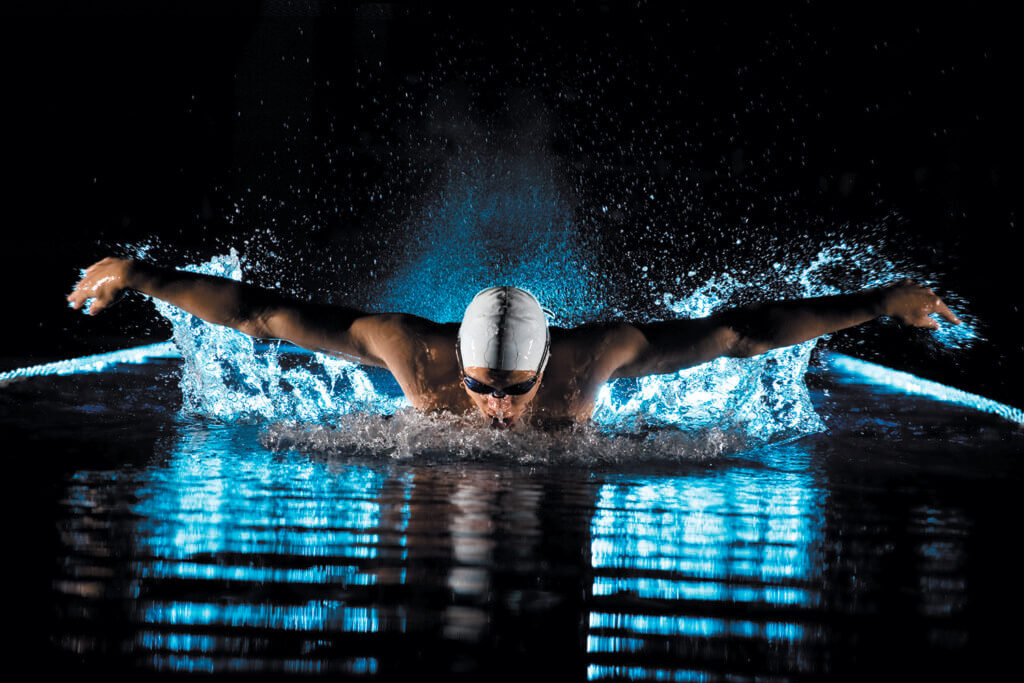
[593, 271, 825, 439]
[138, 230, 978, 458]
[146, 249, 824, 444]
[260, 411, 750, 466]
[584, 241, 981, 437]
[149, 250, 408, 422]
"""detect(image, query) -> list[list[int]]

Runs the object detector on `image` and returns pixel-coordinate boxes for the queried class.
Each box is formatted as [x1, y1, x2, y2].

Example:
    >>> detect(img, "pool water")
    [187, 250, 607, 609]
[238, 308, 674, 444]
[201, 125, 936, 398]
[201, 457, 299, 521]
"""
[4, 348, 1022, 680]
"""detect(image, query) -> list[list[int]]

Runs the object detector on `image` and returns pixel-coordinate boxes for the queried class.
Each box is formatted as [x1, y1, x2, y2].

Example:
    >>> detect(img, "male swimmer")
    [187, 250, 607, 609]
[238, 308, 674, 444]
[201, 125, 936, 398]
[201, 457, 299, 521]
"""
[68, 257, 960, 428]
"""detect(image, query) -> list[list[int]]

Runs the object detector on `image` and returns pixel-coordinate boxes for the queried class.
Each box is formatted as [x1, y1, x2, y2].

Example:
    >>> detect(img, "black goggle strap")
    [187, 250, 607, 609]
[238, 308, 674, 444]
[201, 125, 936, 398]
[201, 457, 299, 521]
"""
[538, 328, 551, 373]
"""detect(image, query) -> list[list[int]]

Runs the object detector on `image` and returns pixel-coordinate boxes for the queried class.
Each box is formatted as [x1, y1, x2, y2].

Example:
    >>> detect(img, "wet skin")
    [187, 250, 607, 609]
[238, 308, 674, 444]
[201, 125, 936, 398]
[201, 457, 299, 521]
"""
[69, 259, 962, 426]
[461, 367, 543, 428]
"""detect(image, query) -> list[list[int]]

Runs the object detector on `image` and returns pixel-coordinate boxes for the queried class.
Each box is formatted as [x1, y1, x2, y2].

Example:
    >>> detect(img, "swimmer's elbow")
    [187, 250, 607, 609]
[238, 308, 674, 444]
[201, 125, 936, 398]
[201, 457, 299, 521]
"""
[697, 324, 767, 360]
[236, 307, 304, 342]
[615, 322, 744, 377]
[235, 315, 270, 339]
[713, 309, 773, 358]
[726, 339, 771, 358]
[225, 289, 283, 338]
[723, 326, 772, 358]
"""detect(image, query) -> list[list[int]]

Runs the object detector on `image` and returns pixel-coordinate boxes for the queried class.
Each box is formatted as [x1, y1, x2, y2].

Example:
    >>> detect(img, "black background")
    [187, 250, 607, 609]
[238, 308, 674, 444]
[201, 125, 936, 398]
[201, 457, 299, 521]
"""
[2, 2, 1021, 406]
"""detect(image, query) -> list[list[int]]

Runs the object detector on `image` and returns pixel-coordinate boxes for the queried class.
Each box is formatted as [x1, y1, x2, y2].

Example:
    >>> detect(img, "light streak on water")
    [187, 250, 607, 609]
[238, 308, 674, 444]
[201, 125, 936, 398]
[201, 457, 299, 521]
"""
[142, 652, 377, 675]
[0, 341, 178, 384]
[136, 560, 379, 586]
[824, 353, 1024, 425]
[590, 576, 814, 605]
[589, 473, 822, 586]
[133, 441, 405, 559]
[108, 428, 416, 649]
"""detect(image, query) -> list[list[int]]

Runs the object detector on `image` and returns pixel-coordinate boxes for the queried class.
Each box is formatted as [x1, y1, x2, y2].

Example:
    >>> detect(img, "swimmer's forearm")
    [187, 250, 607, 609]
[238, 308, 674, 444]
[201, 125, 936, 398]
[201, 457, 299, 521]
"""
[126, 260, 281, 333]
[615, 292, 883, 377]
[70, 257, 389, 364]
[725, 279, 960, 355]
[617, 280, 955, 377]
[721, 288, 887, 357]
[123, 260, 392, 365]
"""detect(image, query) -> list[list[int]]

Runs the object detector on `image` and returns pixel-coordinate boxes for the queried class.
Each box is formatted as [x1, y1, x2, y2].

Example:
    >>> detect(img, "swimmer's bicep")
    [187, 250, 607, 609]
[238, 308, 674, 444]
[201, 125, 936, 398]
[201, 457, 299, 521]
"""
[608, 317, 740, 379]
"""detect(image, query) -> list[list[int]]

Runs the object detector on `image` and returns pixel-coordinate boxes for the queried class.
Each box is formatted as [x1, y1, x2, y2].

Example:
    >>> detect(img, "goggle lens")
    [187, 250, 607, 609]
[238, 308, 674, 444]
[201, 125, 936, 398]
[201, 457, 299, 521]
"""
[463, 374, 539, 396]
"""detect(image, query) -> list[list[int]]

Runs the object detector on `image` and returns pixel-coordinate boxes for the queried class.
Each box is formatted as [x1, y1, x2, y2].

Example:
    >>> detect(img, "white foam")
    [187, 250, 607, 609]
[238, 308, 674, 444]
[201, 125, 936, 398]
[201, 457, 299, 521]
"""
[260, 409, 758, 466]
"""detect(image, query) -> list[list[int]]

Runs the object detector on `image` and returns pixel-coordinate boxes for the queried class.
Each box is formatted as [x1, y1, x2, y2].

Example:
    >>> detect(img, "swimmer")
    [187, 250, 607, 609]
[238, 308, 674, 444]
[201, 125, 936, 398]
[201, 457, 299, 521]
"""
[68, 258, 960, 427]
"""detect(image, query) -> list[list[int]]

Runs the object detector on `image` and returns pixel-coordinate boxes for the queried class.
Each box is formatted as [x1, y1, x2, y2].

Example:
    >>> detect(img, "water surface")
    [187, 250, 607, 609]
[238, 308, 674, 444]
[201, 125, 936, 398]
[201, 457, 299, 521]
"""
[5, 351, 1020, 679]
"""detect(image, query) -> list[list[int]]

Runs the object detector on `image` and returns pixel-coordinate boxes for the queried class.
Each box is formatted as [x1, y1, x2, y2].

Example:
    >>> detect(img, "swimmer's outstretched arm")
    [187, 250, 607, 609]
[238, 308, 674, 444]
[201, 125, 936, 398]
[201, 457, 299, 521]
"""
[67, 257, 426, 368]
[611, 279, 960, 378]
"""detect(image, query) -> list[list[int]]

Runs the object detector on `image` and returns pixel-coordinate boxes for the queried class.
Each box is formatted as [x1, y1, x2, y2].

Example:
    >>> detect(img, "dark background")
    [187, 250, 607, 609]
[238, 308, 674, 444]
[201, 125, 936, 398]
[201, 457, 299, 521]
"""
[2, 2, 1020, 406]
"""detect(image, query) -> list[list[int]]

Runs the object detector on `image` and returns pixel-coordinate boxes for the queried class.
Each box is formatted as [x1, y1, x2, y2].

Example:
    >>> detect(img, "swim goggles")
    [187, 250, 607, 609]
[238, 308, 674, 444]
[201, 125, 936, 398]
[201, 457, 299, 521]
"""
[455, 333, 548, 398]
[461, 373, 541, 398]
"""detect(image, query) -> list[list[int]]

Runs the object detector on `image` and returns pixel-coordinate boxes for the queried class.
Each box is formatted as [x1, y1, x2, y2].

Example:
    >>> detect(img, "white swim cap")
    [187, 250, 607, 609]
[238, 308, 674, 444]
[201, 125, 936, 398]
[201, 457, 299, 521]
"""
[458, 286, 550, 372]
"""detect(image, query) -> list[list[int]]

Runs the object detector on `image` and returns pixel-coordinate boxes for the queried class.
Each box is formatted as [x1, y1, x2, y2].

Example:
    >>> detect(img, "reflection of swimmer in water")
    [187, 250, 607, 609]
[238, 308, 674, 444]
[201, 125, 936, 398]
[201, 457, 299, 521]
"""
[69, 258, 960, 428]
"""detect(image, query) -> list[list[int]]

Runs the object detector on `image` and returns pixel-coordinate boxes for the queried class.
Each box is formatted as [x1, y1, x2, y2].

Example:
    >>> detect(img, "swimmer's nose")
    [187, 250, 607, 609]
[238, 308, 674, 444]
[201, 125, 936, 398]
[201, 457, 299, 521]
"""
[487, 394, 512, 411]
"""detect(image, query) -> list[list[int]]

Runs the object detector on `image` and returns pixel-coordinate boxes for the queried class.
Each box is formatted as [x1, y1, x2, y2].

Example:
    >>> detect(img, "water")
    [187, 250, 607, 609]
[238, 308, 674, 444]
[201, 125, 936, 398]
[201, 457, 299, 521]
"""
[5, 345, 1021, 679]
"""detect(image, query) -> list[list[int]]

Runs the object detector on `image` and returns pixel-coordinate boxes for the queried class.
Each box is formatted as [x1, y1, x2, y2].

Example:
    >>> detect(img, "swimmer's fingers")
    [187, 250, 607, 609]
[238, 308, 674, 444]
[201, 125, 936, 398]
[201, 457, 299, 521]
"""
[67, 279, 106, 315]
[67, 258, 129, 315]
[914, 314, 941, 331]
[68, 269, 100, 306]
[86, 294, 115, 316]
[882, 280, 961, 330]
[66, 273, 93, 310]
[934, 297, 961, 325]
[916, 291, 961, 329]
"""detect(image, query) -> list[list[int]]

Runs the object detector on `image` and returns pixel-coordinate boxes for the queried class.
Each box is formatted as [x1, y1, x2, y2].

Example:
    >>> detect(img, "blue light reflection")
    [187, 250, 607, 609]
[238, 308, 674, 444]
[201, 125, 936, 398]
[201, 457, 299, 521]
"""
[587, 664, 709, 682]
[123, 425, 414, 669]
[143, 601, 381, 633]
[587, 469, 825, 677]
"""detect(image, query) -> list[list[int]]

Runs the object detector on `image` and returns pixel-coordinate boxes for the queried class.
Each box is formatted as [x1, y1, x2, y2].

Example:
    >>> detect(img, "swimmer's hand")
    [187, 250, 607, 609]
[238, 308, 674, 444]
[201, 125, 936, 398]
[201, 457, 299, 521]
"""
[879, 279, 961, 330]
[67, 257, 133, 315]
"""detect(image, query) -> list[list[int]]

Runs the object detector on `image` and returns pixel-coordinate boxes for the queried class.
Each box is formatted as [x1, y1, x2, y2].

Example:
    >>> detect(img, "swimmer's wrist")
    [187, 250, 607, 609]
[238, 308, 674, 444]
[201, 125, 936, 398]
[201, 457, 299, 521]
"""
[871, 285, 895, 319]
[122, 259, 153, 292]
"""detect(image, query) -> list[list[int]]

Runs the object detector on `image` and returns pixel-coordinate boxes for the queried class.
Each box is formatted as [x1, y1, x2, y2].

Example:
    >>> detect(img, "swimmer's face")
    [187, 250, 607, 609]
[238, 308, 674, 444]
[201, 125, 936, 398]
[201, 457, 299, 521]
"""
[462, 366, 543, 428]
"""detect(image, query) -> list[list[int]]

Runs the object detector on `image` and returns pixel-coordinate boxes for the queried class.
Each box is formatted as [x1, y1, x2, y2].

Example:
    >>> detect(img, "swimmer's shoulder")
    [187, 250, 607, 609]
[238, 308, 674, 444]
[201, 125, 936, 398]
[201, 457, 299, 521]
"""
[550, 321, 644, 365]
[362, 314, 464, 407]
[346, 313, 458, 373]
[351, 313, 457, 345]
[550, 320, 643, 343]
[546, 322, 648, 398]
[398, 316, 459, 351]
